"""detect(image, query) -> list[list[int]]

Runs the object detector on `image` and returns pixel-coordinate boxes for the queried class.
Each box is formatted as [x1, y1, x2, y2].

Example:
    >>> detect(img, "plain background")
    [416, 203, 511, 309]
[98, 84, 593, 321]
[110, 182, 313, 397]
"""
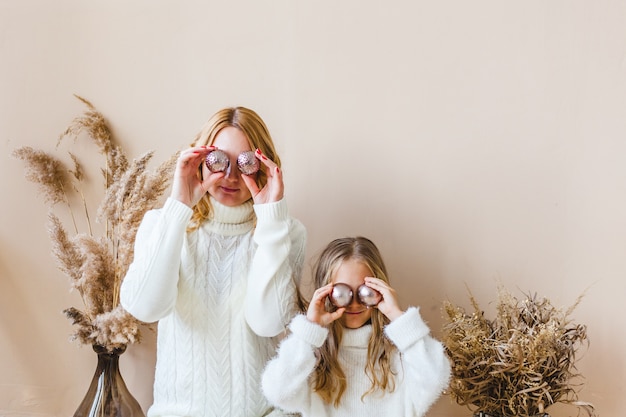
[1, 1, 625, 416]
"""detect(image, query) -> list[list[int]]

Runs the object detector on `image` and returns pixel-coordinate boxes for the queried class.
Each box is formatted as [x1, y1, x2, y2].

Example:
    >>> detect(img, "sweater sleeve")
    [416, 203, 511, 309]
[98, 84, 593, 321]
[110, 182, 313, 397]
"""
[384, 307, 451, 417]
[120, 198, 193, 323]
[262, 315, 327, 414]
[244, 198, 307, 337]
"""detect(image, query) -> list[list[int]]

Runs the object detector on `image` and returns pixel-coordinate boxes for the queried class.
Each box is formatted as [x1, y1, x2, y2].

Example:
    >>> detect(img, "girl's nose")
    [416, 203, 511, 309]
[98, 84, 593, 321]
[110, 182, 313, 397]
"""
[348, 294, 361, 308]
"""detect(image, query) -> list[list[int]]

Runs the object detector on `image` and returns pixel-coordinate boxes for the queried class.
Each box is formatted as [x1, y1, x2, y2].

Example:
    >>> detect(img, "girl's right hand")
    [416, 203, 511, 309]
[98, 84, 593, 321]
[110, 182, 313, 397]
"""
[307, 284, 345, 327]
[171, 146, 214, 208]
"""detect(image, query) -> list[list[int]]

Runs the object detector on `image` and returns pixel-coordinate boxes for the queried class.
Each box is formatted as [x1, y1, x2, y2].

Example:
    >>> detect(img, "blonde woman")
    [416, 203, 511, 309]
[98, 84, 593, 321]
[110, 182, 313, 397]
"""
[121, 107, 306, 417]
[262, 236, 449, 417]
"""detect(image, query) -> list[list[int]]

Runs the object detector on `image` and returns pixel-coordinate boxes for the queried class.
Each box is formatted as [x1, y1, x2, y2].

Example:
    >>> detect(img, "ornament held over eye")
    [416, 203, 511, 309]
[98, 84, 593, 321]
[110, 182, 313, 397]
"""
[237, 150, 260, 175]
[329, 283, 353, 308]
[205, 149, 230, 172]
[357, 284, 382, 307]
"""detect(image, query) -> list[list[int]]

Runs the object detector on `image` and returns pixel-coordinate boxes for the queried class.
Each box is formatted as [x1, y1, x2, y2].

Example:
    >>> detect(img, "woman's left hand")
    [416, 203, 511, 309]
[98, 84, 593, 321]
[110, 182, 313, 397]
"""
[241, 148, 284, 204]
[364, 277, 404, 321]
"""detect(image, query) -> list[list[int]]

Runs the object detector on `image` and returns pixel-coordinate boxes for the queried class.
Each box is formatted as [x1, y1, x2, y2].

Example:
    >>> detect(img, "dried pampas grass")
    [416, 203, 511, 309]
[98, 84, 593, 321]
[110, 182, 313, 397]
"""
[442, 287, 595, 417]
[13, 95, 176, 352]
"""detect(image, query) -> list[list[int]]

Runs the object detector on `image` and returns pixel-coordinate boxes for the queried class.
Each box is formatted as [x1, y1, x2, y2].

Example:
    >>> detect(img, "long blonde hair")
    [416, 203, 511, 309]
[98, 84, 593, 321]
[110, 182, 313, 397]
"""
[310, 236, 397, 406]
[188, 107, 280, 231]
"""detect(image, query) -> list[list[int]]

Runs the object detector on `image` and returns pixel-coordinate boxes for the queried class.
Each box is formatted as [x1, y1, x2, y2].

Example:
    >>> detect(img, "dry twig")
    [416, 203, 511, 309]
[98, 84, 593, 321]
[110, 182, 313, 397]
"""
[441, 287, 595, 417]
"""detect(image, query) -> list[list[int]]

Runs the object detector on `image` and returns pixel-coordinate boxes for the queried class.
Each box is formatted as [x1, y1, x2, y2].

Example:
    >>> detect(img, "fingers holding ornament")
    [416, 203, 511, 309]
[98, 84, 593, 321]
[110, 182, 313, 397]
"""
[364, 277, 403, 321]
[172, 146, 214, 207]
[307, 284, 344, 326]
[245, 148, 284, 203]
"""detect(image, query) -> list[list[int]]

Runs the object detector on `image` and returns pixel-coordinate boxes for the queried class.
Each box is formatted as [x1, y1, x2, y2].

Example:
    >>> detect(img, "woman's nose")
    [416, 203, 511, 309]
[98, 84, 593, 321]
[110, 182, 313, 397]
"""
[223, 163, 239, 180]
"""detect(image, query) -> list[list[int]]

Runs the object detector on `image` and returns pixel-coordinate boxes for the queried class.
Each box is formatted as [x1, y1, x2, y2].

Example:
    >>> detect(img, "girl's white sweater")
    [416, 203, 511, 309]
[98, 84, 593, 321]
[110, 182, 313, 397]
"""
[121, 197, 306, 417]
[262, 308, 451, 417]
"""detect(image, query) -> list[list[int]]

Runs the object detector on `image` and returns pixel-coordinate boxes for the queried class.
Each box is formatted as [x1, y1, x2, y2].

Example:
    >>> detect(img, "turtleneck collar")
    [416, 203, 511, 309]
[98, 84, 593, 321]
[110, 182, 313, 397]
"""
[341, 324, 373, 348]
[204, 196, 255, 236]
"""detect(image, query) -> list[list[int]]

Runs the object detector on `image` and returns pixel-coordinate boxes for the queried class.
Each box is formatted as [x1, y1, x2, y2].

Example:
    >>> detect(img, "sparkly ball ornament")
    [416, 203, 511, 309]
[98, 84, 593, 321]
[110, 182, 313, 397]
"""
[205, 150, 230, 172]
[357, 284, 382, 307]
[329, 283, 353, 308]
[237, 150, 260, 175]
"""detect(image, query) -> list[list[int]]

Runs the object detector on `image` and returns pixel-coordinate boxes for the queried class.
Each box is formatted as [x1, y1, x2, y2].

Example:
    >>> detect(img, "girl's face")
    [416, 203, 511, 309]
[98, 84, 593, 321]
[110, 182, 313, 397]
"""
[331, 258, 373, 329]
[203, 126, 256, 207]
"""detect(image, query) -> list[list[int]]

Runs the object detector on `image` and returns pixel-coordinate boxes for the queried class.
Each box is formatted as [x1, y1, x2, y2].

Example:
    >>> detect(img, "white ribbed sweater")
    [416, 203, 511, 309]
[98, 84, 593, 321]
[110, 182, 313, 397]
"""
[262, 308, 451, 417]
[120, 197, 306, 417]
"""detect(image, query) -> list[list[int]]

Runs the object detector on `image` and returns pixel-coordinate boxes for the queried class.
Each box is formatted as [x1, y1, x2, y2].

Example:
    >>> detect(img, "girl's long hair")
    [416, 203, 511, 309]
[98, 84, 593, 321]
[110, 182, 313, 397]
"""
[188, 107, 280, 231]
[310, 236, 397, 406]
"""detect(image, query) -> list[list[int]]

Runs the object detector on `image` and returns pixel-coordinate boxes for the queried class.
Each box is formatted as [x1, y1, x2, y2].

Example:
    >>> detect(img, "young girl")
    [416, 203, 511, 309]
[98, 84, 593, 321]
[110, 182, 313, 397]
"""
[120, 107, 306, 417]
[262, 236, 450, 417]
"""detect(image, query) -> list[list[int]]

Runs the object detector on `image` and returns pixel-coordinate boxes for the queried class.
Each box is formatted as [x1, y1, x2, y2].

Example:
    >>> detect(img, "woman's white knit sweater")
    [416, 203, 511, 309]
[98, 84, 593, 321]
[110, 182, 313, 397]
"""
[262, 308, 451, 417]
[120, 197, 306, 417]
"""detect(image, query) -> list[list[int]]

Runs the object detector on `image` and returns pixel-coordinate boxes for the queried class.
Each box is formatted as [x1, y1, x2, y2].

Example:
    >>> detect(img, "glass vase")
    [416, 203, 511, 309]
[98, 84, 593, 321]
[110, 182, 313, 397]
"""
[73, 344, 145, 417]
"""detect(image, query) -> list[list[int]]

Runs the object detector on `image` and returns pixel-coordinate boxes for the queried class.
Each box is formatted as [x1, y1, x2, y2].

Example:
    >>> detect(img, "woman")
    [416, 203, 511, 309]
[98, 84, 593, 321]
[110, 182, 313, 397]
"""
[121, 106, 306, 417]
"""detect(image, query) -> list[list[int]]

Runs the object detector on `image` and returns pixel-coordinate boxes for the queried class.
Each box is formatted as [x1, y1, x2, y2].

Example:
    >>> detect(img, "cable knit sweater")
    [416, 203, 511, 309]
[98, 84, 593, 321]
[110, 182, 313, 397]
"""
[262, 307, 451, 417]
[120, 196, 306, 417]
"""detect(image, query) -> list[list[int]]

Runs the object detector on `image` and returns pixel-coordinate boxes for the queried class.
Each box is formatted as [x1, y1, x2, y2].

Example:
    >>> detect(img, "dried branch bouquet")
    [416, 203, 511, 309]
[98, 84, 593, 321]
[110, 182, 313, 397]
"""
[442, 287, 595, 417]
[13, 95, 176, 353]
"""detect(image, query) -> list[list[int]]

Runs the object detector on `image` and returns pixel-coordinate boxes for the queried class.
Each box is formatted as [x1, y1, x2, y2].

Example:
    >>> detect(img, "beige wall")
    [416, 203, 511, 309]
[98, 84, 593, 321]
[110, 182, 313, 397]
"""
[1, 1, 625, 416]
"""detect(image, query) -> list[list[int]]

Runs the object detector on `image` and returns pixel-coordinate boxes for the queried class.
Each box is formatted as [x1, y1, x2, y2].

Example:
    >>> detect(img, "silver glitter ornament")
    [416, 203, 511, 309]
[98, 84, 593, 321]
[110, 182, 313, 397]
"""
[357, 284, 382, 307]
[205, 150, 230, 172]
[329, 283, 353, 308]
[237, 150, 260, 175]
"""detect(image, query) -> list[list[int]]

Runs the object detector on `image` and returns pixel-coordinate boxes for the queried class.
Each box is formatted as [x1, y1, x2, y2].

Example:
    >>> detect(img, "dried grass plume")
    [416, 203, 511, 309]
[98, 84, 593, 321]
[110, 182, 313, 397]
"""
[13, 94, 177, 352]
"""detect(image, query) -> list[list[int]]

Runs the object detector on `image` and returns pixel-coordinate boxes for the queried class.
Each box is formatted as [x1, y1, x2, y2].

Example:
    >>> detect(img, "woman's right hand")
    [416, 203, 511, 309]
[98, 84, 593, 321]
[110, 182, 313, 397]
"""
[171, 146, 214, 208]
[306, 284, 345, 326]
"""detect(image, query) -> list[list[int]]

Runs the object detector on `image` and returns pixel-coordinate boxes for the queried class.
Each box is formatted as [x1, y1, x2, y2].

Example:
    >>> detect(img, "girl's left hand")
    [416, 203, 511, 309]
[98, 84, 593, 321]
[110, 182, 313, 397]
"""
[364, 277, 404, 321]
[240, 149, 284, 204]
